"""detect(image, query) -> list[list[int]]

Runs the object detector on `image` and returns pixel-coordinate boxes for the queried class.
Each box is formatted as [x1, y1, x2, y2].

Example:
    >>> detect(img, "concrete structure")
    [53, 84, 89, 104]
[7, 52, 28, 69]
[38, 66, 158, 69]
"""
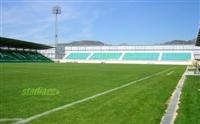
[60, 45, 200, 65]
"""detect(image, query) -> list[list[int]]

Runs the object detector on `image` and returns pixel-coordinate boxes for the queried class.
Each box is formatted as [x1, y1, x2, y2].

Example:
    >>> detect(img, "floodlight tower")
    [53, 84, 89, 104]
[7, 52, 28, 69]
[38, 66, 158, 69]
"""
[52, 6, 61, 59]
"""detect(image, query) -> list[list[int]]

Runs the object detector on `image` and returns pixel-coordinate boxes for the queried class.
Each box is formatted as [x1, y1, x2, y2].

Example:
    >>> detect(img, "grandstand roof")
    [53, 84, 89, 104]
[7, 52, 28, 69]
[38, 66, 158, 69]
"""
[0, 37, 53, 49]
[196, 29, 200, 46]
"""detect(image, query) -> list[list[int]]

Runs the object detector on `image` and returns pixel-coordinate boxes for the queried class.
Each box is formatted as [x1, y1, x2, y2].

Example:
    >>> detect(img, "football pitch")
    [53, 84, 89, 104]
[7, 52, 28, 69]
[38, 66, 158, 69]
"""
[0, 63, 186, 124]
[175, 76, 200, 124]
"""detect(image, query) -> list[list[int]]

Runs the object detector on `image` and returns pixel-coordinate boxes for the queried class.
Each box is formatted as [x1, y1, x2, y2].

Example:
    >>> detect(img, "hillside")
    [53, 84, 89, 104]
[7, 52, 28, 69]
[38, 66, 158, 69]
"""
[58, 39, 196, 46]
[65, 40, 105, 46]
[161, 39, 195, 45]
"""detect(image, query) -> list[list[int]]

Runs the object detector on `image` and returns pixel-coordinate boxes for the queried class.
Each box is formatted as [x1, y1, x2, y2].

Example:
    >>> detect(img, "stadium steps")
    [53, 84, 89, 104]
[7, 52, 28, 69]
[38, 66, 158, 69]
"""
[0, 50, 52, 63]
[161, 53, 191, 61]
[65, 53, 91, 60]
[64, 52, 193, 62]
[122, 53, 160, 60]
[89, 53, 122, 60]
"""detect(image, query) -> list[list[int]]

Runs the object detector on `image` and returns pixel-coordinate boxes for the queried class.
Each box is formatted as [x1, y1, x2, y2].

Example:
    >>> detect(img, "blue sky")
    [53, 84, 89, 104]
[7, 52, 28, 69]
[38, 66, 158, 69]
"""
[1, 0, 199, 45]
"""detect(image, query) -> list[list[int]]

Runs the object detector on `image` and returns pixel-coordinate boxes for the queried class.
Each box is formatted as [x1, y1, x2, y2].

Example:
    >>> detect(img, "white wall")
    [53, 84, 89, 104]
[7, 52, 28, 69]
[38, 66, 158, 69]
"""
[60, 59, 192, 65]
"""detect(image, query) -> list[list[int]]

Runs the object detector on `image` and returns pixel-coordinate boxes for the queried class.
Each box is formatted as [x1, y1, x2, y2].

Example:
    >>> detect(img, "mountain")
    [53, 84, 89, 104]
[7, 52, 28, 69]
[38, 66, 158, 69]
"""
[64, 40, 105, 46]
[118, 43, 129, 46]
[161, 39, 195, 45]
[57, 39, 196, 46]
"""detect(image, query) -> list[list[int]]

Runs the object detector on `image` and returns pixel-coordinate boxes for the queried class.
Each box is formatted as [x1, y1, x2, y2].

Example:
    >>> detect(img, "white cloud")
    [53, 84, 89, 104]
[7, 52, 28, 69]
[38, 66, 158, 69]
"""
[78, 10, 101, 38]
[2, 1, 101, 44]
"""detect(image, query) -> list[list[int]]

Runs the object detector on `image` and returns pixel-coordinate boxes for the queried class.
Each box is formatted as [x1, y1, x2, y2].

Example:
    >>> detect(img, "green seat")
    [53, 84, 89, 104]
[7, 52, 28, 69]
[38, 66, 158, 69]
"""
[0, 50, 52, 63]
[66, 53, 90, 60]
[123, 53, 159, 60]
[162, 53, 191, 61]
[90, 53, 122, 60]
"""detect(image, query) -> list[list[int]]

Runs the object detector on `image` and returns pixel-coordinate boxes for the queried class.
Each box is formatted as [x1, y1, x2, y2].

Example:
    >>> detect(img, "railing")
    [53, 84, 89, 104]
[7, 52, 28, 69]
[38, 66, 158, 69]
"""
[65, 45, 200, 51]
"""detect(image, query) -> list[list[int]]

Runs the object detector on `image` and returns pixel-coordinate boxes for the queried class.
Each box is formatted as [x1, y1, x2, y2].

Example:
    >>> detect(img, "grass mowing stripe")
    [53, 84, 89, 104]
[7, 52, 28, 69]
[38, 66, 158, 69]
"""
[1, 64, 175, 118]
[15, 67, 176, 124]
[33, 66, 184, 124]
[175, 76, 200, 124]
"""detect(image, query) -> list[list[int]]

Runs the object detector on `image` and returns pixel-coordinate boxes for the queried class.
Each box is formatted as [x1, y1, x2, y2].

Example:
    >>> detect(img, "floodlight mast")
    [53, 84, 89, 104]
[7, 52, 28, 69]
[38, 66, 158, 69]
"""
[52, 6, 61, 59]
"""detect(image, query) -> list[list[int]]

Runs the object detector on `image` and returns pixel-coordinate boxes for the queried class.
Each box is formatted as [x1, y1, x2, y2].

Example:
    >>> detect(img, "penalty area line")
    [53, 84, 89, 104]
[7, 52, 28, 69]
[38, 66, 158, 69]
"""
[15, 67, 176, 124]
[0, 118, 23, 122]
[166, 71, 174, 76]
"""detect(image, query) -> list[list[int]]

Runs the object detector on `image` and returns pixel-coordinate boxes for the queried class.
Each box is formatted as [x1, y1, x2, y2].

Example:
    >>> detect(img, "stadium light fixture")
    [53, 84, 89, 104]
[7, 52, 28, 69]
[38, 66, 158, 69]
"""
[52, 6, 61, 59]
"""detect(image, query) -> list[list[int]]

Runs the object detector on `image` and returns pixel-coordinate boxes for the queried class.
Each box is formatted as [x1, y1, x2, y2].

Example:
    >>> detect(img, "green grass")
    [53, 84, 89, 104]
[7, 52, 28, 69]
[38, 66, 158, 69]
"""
[0, 63, 185, 124]
[175, 76, 200, 124]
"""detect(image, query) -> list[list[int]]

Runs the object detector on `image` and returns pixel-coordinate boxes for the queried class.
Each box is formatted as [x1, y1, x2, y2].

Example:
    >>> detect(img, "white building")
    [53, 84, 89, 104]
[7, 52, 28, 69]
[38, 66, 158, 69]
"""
[60, 45, 200, 65]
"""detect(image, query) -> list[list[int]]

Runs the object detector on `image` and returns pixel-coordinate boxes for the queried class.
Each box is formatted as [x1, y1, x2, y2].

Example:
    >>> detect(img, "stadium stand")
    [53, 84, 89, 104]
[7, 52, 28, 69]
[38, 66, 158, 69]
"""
[66, 52, 91, 60]
[161, 53, 191, 61]
[196, 29, 200, 46]
[62, 45, 200, 65]
[90, 53, 122, 60]
[0, 37, 53, 62]
[64, 52, 192, 61]
[123, 53, 160, 60]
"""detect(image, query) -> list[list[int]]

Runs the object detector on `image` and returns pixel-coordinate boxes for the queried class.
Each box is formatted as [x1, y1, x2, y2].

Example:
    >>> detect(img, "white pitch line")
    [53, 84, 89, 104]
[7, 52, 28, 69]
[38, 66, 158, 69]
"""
[166, 71, 174, 76]
[15, 67, 176, 124]
[0, 118, 23, 122]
